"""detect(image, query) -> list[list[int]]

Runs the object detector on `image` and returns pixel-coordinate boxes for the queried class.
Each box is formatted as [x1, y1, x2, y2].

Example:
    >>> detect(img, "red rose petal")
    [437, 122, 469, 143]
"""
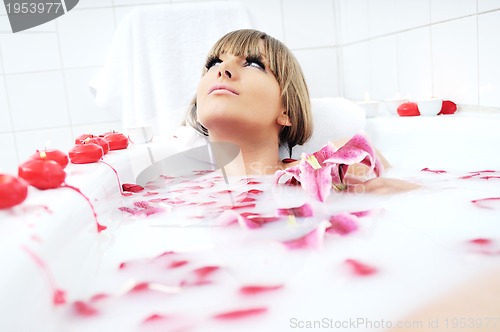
[421, 167, 447, 174]
[122, 183, 144, 193]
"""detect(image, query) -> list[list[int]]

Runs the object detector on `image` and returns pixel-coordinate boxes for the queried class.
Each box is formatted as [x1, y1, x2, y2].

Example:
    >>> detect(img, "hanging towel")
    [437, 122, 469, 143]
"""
[90, 1, 253, 135]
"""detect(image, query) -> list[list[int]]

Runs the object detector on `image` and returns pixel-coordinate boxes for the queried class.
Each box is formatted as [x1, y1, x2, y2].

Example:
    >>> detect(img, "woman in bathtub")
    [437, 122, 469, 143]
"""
[183, 29, 417, 195]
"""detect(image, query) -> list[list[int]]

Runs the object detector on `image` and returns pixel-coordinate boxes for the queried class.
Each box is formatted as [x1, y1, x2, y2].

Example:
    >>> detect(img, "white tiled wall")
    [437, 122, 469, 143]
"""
[1, 0, 500, 174]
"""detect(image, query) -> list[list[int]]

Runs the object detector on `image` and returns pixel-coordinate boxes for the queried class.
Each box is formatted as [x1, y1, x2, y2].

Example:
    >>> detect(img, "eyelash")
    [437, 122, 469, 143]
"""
[205, 55, 266, 71]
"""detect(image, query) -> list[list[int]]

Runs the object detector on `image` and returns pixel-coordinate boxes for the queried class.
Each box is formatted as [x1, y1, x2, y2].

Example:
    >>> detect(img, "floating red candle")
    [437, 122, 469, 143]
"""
[31, 149, 69, 168]
[69, 143, 103, 164]
[102, 131, 129, 150]
[81, 136, 109, 155]
[18, 152, 66, 190]
[0, 174, 29, 209]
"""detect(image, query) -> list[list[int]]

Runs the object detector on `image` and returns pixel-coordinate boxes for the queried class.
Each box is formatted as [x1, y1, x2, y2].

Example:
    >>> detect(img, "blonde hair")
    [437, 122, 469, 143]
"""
[184, 29, 312, 156]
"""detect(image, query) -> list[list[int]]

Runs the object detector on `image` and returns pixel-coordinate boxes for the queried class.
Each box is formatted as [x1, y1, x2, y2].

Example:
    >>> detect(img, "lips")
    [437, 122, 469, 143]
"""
[208, 84, 239, 95]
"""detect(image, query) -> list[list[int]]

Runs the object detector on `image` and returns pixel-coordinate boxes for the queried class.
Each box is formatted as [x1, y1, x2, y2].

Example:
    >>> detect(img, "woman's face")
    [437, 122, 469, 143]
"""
[196, 48, 289, 141]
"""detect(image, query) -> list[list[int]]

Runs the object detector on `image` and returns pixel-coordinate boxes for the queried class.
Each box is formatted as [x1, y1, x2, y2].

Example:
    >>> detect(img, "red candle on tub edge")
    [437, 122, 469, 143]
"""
[0, 174, 28, 209]
[102, 131, 129, 150]
[18, 158, 66, 190]
[81, 136, 109, 155]
[69, 143, 103, 164]
[75, 133, 93, 144]
[31, 149, 69, 169]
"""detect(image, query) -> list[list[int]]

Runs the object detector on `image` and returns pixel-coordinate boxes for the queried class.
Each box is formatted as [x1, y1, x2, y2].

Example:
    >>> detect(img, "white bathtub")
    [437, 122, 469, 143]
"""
[1, 111, 500, 332]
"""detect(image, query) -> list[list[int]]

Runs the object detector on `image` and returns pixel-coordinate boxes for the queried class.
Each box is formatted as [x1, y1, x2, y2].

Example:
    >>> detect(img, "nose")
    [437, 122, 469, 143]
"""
[218, 68, 232, 79]
[217, 60, 234, 79]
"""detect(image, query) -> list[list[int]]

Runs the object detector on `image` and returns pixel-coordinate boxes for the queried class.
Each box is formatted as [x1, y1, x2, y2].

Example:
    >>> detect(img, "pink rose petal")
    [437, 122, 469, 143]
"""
[239, 285, 283, 295]
[212, 307, 268, 320]
[469, 238, 492, 246]
[180, 266, 220, 287]
[471, 197, 500, 209]
[73, 300, 99, 317]
[275, 134, 382, 201]
[168, 260, 189, 269]
[281, 221, 330, 250]
[326, 212, 359, 236]
[345, 259, 378, 276]
[277, 203, 313, 217]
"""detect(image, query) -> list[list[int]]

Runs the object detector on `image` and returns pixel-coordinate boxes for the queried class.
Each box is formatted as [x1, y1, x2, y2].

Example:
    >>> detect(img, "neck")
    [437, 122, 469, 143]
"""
[208, 133, 284, 177]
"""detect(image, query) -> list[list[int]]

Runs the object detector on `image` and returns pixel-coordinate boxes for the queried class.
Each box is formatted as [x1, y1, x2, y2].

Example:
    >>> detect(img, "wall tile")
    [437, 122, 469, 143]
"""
[338, 0, 369, 44]
[57, 8, 115, 68]
[370, 36, 398, 100]
[113, 0, 170, 6]
[113, 6, 137, 26]
[430, 0, 476, 23]
[478, 0, 500, 12]
[6, 72, 70, 131]
[397, 27, 432, 100]
[395, 0, 430, 31]
[432, 17, 478, 104]
[293, 47, 339, 98]
[478, 11, 500, 107]
[368, 0, 398, 38]
[0, 32, 61, 74]
[0, 133, 18, 174]
[15, 127, 73, 163]
[0, 14, 11, 34]
[283, 0, 336, 48]
[341, 42, 370, 100]
[0, 44, 3, 74]
[239, 0, 284, 41]
[65, 67, 120, 126]
[72, 121, 123, 138]
[74, 0, 113, 9]
[0, 79, 13, 133]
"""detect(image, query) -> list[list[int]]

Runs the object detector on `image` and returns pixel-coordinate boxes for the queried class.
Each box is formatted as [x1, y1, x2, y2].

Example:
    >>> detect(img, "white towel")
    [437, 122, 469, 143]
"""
[90, 1, 252, 135]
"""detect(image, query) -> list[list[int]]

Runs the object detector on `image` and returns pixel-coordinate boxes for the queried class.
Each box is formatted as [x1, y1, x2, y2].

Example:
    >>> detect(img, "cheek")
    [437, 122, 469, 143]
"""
[195, 77, 210, 116]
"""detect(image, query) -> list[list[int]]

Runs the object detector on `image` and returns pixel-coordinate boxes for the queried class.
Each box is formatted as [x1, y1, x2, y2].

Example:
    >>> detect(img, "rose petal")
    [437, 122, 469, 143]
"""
[122, 183, 144, 193]
[180, 266, 220, 287]
[281, 221, 330, 250]
[73, 300, 99, 317]
[277, 203, 314, 217]
[325, 133, 384, 178]
[326, 212, 359, 236]
[212, 307, 268, 320]
[345, 259, 378, 276]
[421, 167, 447, 174]
[239, 285, 283, 295]
[471, 197, 500, 209]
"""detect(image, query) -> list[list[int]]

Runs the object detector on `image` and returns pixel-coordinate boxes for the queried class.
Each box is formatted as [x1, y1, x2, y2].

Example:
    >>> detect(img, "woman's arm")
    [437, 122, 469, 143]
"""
[332, 138, 420, 194]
